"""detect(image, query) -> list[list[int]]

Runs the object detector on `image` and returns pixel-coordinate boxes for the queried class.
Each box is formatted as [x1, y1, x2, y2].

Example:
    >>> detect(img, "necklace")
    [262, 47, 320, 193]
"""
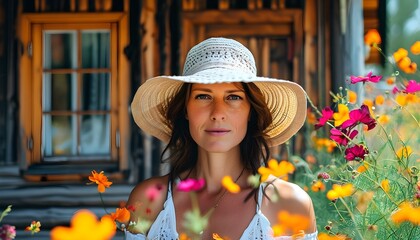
[213, 167, 245, 209]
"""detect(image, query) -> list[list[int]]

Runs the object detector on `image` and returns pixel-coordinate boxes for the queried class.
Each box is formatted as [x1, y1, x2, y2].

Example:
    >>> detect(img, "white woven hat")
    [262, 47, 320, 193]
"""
[131, 37, 307, 146]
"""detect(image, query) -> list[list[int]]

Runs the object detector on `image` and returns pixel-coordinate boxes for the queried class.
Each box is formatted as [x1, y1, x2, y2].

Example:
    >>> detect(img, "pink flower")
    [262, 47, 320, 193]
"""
[350, 72, 382, 84]
[392, 86, 400, 94]
[0, 224, 16, 240]
[315, 107, 334, 129]
[345, 145, 369, 161]
[404, 80, 420, 93]
[145, 184, 163, 202]
[330, 128, 358, 146]
[340, 105, 376, 130]
[177, 178, 205, 192]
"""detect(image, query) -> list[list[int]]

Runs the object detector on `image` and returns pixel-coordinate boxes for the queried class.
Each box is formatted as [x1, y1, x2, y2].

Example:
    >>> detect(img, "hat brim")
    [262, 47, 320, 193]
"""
[131, 68, 307, 147]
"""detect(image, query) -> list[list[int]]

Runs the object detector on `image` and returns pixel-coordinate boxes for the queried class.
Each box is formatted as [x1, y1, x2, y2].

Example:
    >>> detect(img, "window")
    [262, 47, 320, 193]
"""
[19, 13, 130, 178]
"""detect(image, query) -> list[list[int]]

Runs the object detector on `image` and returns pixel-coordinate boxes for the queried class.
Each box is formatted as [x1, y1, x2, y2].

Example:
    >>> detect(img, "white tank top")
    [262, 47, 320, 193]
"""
[125, 184, 318, 240]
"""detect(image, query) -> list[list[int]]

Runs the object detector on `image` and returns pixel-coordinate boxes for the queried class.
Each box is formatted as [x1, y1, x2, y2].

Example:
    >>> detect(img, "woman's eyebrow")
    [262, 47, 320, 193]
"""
[191, 88, 245, 93]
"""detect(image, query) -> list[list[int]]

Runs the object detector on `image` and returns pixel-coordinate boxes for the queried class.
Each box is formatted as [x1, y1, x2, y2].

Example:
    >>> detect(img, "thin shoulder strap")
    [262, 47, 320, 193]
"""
[256, 184, 264, 212]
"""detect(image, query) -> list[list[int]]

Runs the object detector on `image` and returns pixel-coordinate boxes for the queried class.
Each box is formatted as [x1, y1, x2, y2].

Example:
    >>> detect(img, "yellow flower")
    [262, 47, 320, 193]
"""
[356, 161, 369, 173]
[258, 159, 295, 182]
[377, 114, 390, 125]
[25, 220, 41, 234]
[411, 41, 420, 55]
[397, 56, 411, 69]
[333, 104, 350, 127]
[326, 183, 354, 200]
[391, 202, 420, 226]
[381, 179, 390, 193]
[393, 48, 408, 62]
[272, 211, 309, 236]
[396, 146, 413, 159]
[50, 210, 116, 240]
[375, 95, 385, 105]
[311, 180, 326, 192]
[395, 94, 408, 106]
[88, 170, 113, 193]
[221, 176, 241, 193]
[110, 207, 130, 224]
[364, 29, 381, 46]
[348, 90, 357, 104]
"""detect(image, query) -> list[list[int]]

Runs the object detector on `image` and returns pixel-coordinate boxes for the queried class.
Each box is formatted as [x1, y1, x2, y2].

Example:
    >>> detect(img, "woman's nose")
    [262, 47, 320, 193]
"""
[210, 100, 226, 120]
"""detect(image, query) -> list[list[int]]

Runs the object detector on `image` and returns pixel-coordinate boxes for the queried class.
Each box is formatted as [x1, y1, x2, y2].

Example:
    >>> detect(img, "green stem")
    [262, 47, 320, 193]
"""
[99, 192, 110, 214]
[339, 197, 365, 240]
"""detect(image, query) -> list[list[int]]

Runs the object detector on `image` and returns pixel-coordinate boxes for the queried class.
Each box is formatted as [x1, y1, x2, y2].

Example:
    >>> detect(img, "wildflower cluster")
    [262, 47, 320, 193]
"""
[293, 29, 420, 239]
[0, 205, 41, 240]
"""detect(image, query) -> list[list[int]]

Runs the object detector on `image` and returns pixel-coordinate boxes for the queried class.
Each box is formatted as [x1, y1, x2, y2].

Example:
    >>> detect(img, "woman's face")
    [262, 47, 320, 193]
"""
[186, 83, 251, 153]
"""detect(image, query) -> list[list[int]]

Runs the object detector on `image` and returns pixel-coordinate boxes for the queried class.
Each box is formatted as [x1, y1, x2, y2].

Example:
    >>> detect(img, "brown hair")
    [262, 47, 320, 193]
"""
[161, 83, 272, 181]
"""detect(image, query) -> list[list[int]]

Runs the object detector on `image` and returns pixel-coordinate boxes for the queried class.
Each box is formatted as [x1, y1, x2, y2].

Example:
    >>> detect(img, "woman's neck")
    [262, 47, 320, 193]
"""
[192, 148, 245, 193]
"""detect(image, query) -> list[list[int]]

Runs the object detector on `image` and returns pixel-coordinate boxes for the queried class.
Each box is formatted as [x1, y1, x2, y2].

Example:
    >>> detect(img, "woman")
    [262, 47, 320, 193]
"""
[127, 37, 317, 239]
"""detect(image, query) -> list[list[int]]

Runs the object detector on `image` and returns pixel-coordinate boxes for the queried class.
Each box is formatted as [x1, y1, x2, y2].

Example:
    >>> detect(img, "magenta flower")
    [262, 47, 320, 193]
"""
[330, 128, 358, 146]
[177, 178, 205, 192]
[0, 224, 16, 240]
[350, 71, 382, 84]
[345, 145, 369, 161]
[404, 80, 420, 93]
[315, 107, 334, 129]
[340, 105, 376, 130]
[392, 86, 400, 94]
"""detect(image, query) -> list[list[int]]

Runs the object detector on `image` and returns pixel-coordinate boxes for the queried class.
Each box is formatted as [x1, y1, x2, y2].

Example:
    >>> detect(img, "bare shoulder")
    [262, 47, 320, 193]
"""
[262, 176, 317, 232]
[126, 175, 169, 221]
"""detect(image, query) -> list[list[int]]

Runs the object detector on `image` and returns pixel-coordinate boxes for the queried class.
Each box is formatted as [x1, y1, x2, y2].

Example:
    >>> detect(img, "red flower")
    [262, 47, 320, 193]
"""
[330, 128, 358, 146]
[176, 178, 205, 192]
[340, 105, 376, 130]
[345, 145, 369, 161]
[315, 107, 334, 129]
[350, 72, 382, 84]
[404, 80, 420, 93]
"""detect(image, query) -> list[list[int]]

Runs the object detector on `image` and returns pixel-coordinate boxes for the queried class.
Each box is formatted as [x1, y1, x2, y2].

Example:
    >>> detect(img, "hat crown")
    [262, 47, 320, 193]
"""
[182, 37, 257, 76]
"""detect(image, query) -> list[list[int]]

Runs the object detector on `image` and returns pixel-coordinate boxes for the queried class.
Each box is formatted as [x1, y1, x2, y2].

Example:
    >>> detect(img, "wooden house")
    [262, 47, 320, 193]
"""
[0, 0, 383, 238]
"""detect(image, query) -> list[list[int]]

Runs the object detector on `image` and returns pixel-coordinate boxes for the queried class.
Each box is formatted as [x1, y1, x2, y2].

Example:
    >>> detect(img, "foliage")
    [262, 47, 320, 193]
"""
[291, 30, 420, 240]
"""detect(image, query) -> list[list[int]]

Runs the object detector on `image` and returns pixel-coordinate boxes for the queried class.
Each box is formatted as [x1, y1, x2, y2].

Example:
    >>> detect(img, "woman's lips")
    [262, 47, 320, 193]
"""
[205, 128, 230, 136]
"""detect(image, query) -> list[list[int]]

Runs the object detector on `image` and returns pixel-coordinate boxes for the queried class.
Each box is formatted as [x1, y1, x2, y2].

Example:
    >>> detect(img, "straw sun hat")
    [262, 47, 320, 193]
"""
[131, 37, 307, 147]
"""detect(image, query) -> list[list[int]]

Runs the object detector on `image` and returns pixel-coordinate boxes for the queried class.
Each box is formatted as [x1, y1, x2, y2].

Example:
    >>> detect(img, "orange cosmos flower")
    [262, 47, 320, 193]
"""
[347, 90, 357, 104]
[357, 161, 369, 173]
[402, 62, 417, 74]
[221, 176, 241, 193]
[25, 220, 41, 234]
[88, 170, 112, 193]
[258, 159, 295, 182]
[326, 183, 354, 200]
[381, 179, 390, 193]
[393, 48, 408, 62]
[333, 104, 350, 127]
[272, 211, 309, 236]
[179, 233, 191, 240]
[110, 207, 130, 224]
[212, 233, 230, 240]
[377, 115, 390, 125]
[50, 210, 116, 240]
[364, 29, 381, 46]
[391, 202, 420, 226]
[386, 77, 395, 85]
[311, 180, 326, 192]
[411, 41, 420, 55]
[375, 95, 385, 105]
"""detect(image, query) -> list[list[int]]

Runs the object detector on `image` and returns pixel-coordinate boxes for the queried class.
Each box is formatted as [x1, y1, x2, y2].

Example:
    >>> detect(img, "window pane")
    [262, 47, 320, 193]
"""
[82, 73, 110, 111]
[44, 115, 76, 156]
[43, 73, 75, 111]
[44, 32, 76, 69]
[81, 31, 110, 68]
[80, 115, 110, 155]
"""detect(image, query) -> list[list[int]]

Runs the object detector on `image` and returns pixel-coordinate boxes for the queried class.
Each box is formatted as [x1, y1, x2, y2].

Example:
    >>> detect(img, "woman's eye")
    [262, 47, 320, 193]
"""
[195, 94, 211, 100]
[227, 95, 242, 100]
